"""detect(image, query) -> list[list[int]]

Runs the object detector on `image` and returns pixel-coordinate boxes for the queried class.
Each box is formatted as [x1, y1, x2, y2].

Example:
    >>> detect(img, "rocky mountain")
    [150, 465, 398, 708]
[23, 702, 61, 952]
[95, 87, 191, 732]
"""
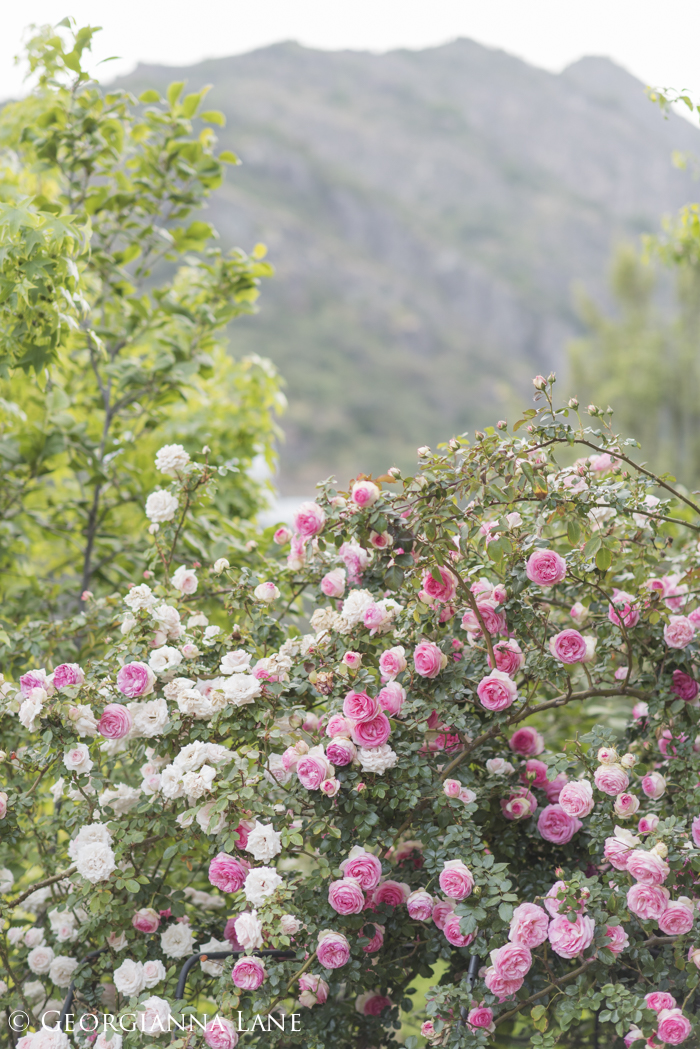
[118, 40, 700, 491]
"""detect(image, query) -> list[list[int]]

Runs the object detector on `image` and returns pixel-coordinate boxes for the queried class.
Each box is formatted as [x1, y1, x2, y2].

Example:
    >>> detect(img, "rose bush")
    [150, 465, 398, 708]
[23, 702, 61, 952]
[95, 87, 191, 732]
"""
[6, 376, 700, 1048]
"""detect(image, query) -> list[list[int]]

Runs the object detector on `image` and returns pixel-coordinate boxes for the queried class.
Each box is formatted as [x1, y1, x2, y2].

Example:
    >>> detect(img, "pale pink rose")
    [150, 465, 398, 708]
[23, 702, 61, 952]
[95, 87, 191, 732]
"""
[208, 853, 249, 893]
[443, 779, 462, 798]
[570, 601, 588, 623]
[488, 639, 525, 675]
[297, 752, 332, 790]
[544, 880, 571, 917]
[477, 669, 518, 711]
[467, 1007, 494, 1033]
[671, 670, 699, 701]
[325, 737, 356, 766]
[132, 907, 160, 933]
[293, 501, 326, 539]
[298, 973, 329, 1007]
[659, 899, 694, 936]
[363, 603, 393, 633]
[438, 860, 474, 900]
[689, 945, 700, 969]
[377, 681, 405, 716]
[328, 878, 365, 914]
[549, 629, 587, 664]
[604, 924, 629, 955]
[627, 849, 670, 886]
[53, 663, 85, 688]
[604, 835, 636, 871]
[373, 879, 410, 907]
[626, 883, 669, 921]
[490, 942, 532, 979]
[421, 1021, 437, 1040]
[444, 914, 475, 947]
[501, 788, 537, 820]
[413, 641, 446, 678]
[460, 601, 507, 636]
[614, 792, 640, 818]
[342, 651, 362, 670]
[548, 913, 595, 959]
[321, 567, 346, 598]
[526, 549, 567, 586]
[608, 589, 640, 629]
[342, 689, 379, 723]
[638, 814, 660, 835]
[459, 787, 476, 804]
[642, 772, 666, 799]
[320, 777, 340, 796]
[232, 957, 265, 990]
[287, 534, 306, 570]
[282, 741, 308, 771]
[656, 1008, 692, 1045]
[204, 1017, 239, 1049]
[537, 804, 582, 844]
[341, 848, 382, 890]
[421, 567, 458, 604]
[508, 726, 544, 756]
[369, 530, 392, 549]
[432, 899, 455, 930]
[508, 902, 549, 947]
[623, 1027, 644, 1048]
[664, 616, 695, 650]
[172, 565, 198, 594]
[407, 890, 433, 921]
[317, 930, 350, 969]
[352, 713, 391, 748]
[659, 729, 689, 759]
[117, 661, 155, 698]
[521, 759, 549, 788]
[273, 526, 292, 545]
[646, 992, 678, 1013]
[632, 701, 649, 721]
[692, 815, 700, 848]
[558, 779, 594, 818]
[379, 646, 407, 679]
[543, 773, 568, 803]
[351, 480, 380, 508]
[326, 714, 351, 738]
[594, 764, 630, 796]
[360, 922, 384, 952]
[97, 703, 133, 739]
[484, 966, 523, 1001]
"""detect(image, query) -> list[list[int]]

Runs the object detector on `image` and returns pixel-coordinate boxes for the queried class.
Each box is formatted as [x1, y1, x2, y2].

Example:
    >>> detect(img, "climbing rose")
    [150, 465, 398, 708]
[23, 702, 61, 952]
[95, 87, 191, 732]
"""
[476, 670, 518, 711]
[116, 662, 155, 699]
[293, 501, 326, 538]
[548, 914, 595, 959]
[413, 641, 446, 678]
[537, 804, 582, 844]
[526, 549, 567, 586]
[509, 726, 544, 756]
[549, 629, 588, 663]
[656, 1008, 692, 1045]
[438, 860, 474, 900]
[317, 931, 351, 969]
[558, 779, 594, 818]
[508, 903, 549, 948]
[232, 957, 265, 990]
[664, 616, 695, 649]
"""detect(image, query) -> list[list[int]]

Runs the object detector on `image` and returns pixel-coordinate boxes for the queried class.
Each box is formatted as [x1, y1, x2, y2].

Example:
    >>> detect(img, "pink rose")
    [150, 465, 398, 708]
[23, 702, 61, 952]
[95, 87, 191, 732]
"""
[360, 923, 384, 953]
[432, 899, 455, 930]
[116, 661, 156, 698]
[444, 914, 475, 947]
[604, 834, 636, 870]
[626, 883, 669, 921]
[627, 850, 670, 886]
[543, 773, 568, 803]
[132, 907, 160, 933]
[508, 902, 549, 948]
[352, 713, 391, 748]
[604, 924, 629, 955]
[467, 1007, 494, 1033]
[594, 764, 630, 796]
[356, 992, 392, 1016]
[325, 714, 351, 738]
[421, 567, 458, 604]
[537, 804, 582, 844]
[490, 942, 532, 979]
[208, 853, 249, 893]
[325, 737, 356, 766]
[298, 973, 329, 1007]
[341, 849, 382, 890]
[379, 646, 407, 680]
[544, 881, 572, 917]
[526, 549, 567, 586]
[328, 878, 365, 915]
[443, 779, 462, 798]
[646, 992, 678, 1013]
[558, 779, 594, 818]
[413, 641, 446, 678]
[342, 690, 379, 723]
[484, 966, 523, 1001]
[204, 1018, 239, 1049]
[608, 590, 640, 629]
[521, 759, 549, 788]
[671, 670, 699, 701]
[19, 669, 51, 696]
[508, 726, 544, 756]
[223, 918, 242, 948]
[343, 651, 362, 669]
[273, 526, 292, 545]
[477, 669, 518, 711]
[658, 899, 694, 936]
[377, 682, 405, 716]
[488, 639, 525, 676]
[460, 601, 507, 636]
[438, 860, 474, 901]
[692, 815, 700, 848]
[97, 703, 133, 739]
[501, 788, 537, 820]
[287, 534, 306, 570]
[659, 730, 688, 759]
[664, 616, 695, 650]
[638, 814, 660, 835]
[53, 663, 85, 688]
[614, 792, 640, 818]
[642, 772, 666, 799]
[373, 879, 410, 907]
[549, 629, 588, 664]
[297, 752, 332, 790]
[320, 567, 346, 598]
[232, 957, 265, 990]
[351, 480, 380, 508]
[317, 930, 350, 969]
[656, 1008, 692, 1045]
[407, 890, 433, 921]
[293, 501, 326, 539]
[320, 777, 340, 796]
[632, 701, 649, 721]
[548, 914, 595, 958]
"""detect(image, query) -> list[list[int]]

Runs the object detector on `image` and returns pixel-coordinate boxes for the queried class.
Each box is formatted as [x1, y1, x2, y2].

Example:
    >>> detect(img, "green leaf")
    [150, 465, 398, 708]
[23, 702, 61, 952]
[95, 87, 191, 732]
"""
[125, 879, 141, 893]
[583, 535, 602, 559]
[200, 110, 226, 126]
[167, 81, 186, 106]
[596, 546, 613, 571]
[567, 519, 581, 545]
[139, 90, 161, 103]
[219, 150, 240, 164]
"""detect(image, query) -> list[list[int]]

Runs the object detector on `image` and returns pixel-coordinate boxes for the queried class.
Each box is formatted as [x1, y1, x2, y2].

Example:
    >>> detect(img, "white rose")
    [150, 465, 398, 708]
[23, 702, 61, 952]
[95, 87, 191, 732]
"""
[198, 937, 229, 976]
[121, 613, 137, 634]
[176, 810, 195, 828]
[171, 565, 198, 595]
[8, 927, 25, 946]
[485, 758, 514, 776]
[99, 783, 141, 815]
[25, 928, 46, 948]
[254, 581, 280, 603]
[129, 698, 169, 737]
[212, 558, 230, 574]
[137, 996, 172, 1037]
[48, 955, 79, 988]
[23, 979, 46, 1002]
[63, 743, 93, 775]
[203, 625, 221, 644]
[107, 931, 128, 951]
[196, 802, 227, 834]
[95, 1035, 123, 1049]
[28, 945, 55, 974]
[0, 979, 7, 996]
[234, 910, 264, 950]
[160, 923, 195, 959]
[222, 674, 261, 707]
[244, 866, 283, 906]
[187, 613, 208, 628]
[154, 443, 190, 476]
[279, 914, 302, 935]
[0, 866, 13, 893]
[205, 743, 234, 766]
[152, 603, 182, 638]
[338, 589, 375, 629]
[123, 583, 156, 612]
[75, 842, 116, 884]
[143, 959, 167, 988]
[182, 765, 216, 799]
[114, 959, 145, 997]
[49, 778, 64, 803]
[182, 888, 225, 909]
[19, 690, 45, 731]
[173, 741, 210, 771]
[145, 490, 179, 523]
[176, 689, 213, 719]
[148, 646, 183, 674]
[68, 822, 113, 862]
[67, 704, 98, 737]
[160, 764, 185, 799]
[245, 821, 282, 863]
[358, 744, 398, 775]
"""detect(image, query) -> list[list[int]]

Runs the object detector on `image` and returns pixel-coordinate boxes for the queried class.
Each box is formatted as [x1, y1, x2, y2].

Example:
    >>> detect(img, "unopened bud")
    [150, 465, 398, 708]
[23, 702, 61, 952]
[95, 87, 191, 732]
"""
[532, 375, 547, 391]
[547, 371, 556, 384]
[587, 404, 599, 416]
[417, 446, 430, 456]
[568, 397, 578, 409]
[651, 842, 669, 859]
[388, 467, 401, 478]
[449, 438, 460, 450]
[597, 747, 619, 765]
[474, 431, 485, 441]
[212, 558, 230, 574]
[497, 419, 507, 430]
[620, 753, 636, 769]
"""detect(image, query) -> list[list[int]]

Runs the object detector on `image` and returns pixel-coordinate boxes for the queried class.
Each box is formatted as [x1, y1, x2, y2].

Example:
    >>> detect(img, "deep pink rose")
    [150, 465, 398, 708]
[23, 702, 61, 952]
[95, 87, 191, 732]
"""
[97, 703, 133, 739]
[232, 957, 265, 990]
[208, 853, 249, 893]
[658, 901, 694, 936]
[432, 899, 455, 930]
[342, 690, 379, 723]
[317, 931, 350, 969]
[360, 922, 384, 953]
[467, 1007, 494, 1032]
[421, 567, 457, 604]
[543, 773, 568, 803]
[297, 753, 332, 790]
[444, 914, 475, 947]
[488, 639, 525, 675]
[477, 670, 517, 711]
[641, 772, 666, 799]
[490, 942, 532, 979]
[204, 1018, 239, 1049]
[484, 966, 523, 1001]
[558, 779, 594, 818]
[53, 663, 85, 688]
[378, 647, 407, 680]
[509, 726, 544, 756]
[521, 759, 549, 788]
[407, 890, 433, 921]
[328, 878, 365, 914]
[223, 918, 242, 948]
[664, 616, 695, 650]
[377, 682, 405, 716]
[537, 804, 582, 844]
[548, 914, 595, 958]
[325, 737, 356, 766]
[351, 480, 380, 508]
[626, 883, 669, 921]
[526, 549, 567, 586]
[693, 815, 700, 848]
[293, 501, 326, 539]
[549, 629, 587, 663]
[373, 879, 409, 907]
[646, 992, 678, 1013]
[594, 764, 630, 796]
[352, 713, 391, 748]
[671, 670, 699, 701]
[501, 788, 537, 820]
[438, 860, 474, 900]
[116, 661, 155, 698]
[132, 907, 160, 933]
[413, 641, 445, 678]
[604, 924, 629, 955]
[509, 903, 549, 947]
[358, 993, 392, 1016]
[19, 669, 51, 696]
[341, 849, 382, 890]
[656, 1008, 692, 1045]
[608, 589, 640, 629]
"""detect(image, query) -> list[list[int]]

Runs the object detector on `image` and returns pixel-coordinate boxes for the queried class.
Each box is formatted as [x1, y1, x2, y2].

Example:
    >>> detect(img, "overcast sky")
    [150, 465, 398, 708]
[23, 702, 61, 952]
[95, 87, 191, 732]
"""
[2, 0, 700, 103]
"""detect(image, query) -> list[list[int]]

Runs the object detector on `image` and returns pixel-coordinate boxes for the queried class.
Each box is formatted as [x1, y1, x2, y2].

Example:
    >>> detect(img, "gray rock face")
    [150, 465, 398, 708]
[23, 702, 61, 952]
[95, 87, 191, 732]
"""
[118, 41, 699, 490]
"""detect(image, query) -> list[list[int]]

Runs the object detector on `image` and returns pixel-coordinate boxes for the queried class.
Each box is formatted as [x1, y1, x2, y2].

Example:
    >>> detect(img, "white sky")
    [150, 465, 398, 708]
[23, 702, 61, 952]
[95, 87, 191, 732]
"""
[1, 0, 700, 102]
